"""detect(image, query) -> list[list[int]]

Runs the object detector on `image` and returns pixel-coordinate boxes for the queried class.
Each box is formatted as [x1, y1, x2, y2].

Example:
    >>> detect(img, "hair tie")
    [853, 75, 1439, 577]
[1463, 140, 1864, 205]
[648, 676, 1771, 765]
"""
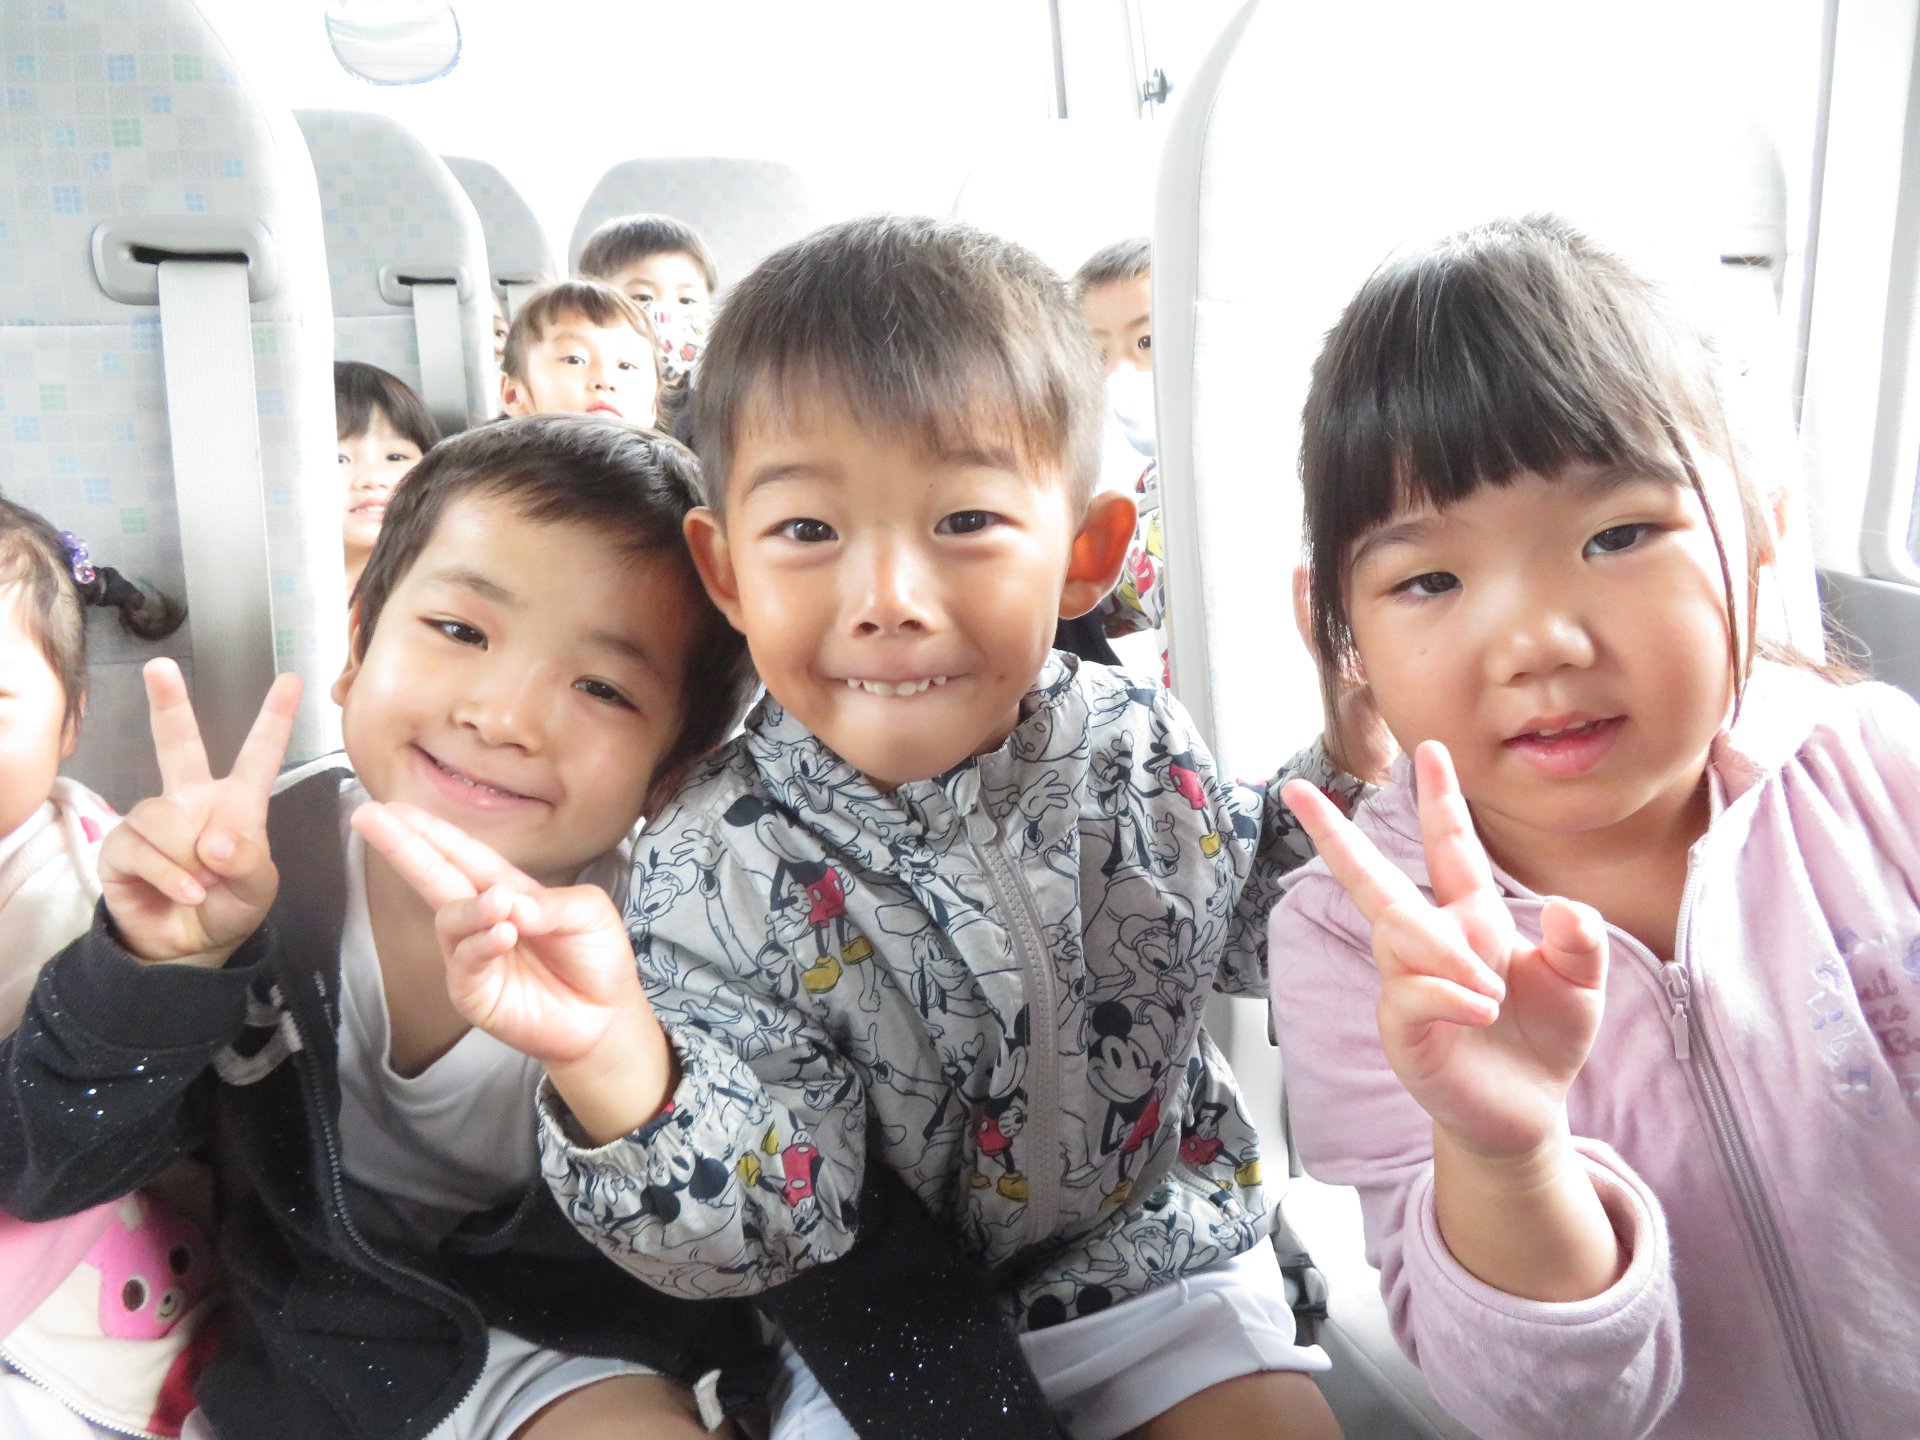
[58, 530, 96, 588]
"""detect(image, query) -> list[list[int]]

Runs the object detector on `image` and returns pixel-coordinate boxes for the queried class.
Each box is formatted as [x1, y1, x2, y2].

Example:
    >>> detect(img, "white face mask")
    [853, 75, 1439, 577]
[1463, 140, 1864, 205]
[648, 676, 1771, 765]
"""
[1106, 366, 1156, 457]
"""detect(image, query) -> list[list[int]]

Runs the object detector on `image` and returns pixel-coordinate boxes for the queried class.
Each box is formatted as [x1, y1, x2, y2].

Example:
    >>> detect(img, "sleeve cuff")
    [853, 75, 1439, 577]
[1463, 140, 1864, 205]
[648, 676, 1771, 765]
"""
[1407, 1137, 1669, 1328]
[40, 907, 269, 1054]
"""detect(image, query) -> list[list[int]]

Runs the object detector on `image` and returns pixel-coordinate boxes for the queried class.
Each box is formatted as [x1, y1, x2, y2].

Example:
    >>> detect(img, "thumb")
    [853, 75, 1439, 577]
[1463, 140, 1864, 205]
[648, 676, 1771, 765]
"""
[1537, 897, 1608, 992]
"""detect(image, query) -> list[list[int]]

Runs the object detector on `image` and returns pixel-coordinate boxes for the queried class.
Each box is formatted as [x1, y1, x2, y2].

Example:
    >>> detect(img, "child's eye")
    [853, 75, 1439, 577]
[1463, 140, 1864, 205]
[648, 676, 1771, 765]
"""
[575, 677, 635, 709]
[619, 359, 642, 371]
[1587, 523, 1655, 556]
[385, 451, 413, 464]
[679, 295, 702, 307]
[1395, 571, 1459, 598]
[560, 353, 586, 366]
[337, 452, 351, 466]
[777, 518, 837, 543]
[1136, 334, 1152, 353]
[936, 510, 998, 536]
[428, 618, 486, 647]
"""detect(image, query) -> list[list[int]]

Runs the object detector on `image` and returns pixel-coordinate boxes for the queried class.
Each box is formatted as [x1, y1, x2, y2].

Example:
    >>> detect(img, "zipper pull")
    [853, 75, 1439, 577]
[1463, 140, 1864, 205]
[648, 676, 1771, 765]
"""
[1661, 963, 1692, 1062]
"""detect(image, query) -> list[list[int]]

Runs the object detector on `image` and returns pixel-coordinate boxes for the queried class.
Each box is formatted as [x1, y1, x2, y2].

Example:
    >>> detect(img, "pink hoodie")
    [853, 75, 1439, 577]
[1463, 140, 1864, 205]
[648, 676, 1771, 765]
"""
[1270, 665, 1920, 1440]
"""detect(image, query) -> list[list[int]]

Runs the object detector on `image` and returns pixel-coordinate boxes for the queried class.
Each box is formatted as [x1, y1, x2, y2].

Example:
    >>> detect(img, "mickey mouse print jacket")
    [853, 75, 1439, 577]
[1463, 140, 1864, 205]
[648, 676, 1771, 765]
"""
[539, 654, 1357, 1326]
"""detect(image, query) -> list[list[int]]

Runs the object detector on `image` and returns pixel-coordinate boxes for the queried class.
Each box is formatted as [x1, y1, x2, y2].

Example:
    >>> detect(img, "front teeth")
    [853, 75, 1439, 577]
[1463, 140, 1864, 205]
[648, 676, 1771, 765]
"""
[845, 676, 949, 697]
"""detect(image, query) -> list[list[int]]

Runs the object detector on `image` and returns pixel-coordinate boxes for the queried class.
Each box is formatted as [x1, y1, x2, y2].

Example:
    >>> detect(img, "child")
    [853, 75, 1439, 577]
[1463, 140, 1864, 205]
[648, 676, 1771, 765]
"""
[1271, 215, 1920, 1440]
[0, 501, 205, 1440]
[499, 281, 660, 428]
[578, 215, 718, 445]
[1062, 236, 1166, 681]
[336, 361, 440, 593]
[0, 418, 769, 1440]
[364, 216, 1350, 1439]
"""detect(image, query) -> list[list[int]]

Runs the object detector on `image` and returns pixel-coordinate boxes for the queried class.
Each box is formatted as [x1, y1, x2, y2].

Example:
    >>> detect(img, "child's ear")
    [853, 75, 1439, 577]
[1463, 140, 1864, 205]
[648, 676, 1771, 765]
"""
[499, 371, 530, 417]
[331, 601, 366, 708]
[59, 692, 86, 760]
[1291, 564, 1314, 653]
[682, 508, 746, 632]
[1058, 491, 1137, 620]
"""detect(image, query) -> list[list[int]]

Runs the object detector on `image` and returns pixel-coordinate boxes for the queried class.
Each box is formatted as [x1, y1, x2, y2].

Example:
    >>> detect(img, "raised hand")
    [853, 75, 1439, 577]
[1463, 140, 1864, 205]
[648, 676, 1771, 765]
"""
[1282, 740, 1609, 1164]
[352, 802, 676, 1139]
[100, 660, 303, 968]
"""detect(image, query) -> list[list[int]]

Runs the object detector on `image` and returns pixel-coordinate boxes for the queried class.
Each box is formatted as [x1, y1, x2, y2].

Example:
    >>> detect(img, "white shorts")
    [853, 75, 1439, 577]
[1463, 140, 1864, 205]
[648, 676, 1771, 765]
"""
[770, 1242, 1330, 1440]
[178, 1329, 658, 1440]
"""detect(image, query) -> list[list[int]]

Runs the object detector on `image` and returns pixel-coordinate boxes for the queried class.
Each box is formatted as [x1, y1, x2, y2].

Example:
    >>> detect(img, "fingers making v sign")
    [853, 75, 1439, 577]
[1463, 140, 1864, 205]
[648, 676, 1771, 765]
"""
[1282, 740, 1610, 1164]
[99, 659, 304, 968]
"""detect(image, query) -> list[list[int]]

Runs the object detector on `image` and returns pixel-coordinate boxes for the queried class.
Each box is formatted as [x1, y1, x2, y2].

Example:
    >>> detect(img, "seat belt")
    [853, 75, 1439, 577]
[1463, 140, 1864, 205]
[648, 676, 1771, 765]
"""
[408, 278, 469, 435]
[154, 257, 278, 773]
[499, 277, 540, 320]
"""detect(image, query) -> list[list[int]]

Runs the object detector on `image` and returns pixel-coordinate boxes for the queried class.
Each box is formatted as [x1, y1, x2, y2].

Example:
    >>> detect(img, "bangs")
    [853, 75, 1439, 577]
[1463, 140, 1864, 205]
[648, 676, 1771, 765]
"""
[693, 215, 1103, 510]
[1310, 227, 1719, 550]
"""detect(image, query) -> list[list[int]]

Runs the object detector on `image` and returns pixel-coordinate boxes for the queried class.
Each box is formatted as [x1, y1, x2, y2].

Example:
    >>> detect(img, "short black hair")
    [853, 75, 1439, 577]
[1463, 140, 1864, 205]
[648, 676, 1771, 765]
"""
[578, 214, 721, 295]
[1073, 236, 1151, 297]
[350, 415, 756, 784]
[693, 214, 1103, 512]
[334, 361, 440, 455]
[502, 280, 660, 388]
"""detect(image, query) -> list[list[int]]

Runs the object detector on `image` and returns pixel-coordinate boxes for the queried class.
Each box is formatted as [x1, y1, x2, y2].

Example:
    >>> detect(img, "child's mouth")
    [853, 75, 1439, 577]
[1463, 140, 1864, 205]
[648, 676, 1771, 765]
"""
[414, 745, 540, 803]
[1502, 716, 1625, 777]
[844, 676, 949, 697]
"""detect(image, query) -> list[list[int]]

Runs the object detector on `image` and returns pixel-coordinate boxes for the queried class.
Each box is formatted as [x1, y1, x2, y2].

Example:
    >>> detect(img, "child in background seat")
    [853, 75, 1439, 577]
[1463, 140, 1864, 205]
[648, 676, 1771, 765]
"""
[366, 215, 1351, 1440]
[577, 214, 718, 442]
[500, 281, 661, 428]
[0, 499, 202, 1440]
[336, 361, 439, 594]
[0, 419, 769, 1440]
[1274, 215, 1920, 1440]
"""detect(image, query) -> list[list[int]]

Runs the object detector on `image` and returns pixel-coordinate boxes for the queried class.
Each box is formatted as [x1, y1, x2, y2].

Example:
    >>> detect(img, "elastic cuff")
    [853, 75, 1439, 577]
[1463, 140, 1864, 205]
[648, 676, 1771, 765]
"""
[41, 909, 268, 1053]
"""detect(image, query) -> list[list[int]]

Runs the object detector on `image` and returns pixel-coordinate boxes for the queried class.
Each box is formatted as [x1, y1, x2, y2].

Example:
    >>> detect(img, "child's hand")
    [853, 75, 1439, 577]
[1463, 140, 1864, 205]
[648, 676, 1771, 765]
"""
[99, 660, 304, 968]
[1282, 740, 1608, 1165]
[352, 802, 677, 1141]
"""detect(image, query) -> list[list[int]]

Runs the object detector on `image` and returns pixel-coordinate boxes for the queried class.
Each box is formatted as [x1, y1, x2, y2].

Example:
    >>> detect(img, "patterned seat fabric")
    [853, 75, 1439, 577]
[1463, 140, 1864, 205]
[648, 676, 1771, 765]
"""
[441, 154, 554, 311]
[296, 108, 492, 430]
[567, 157, 819, 293]
[0, 0, 344, 807]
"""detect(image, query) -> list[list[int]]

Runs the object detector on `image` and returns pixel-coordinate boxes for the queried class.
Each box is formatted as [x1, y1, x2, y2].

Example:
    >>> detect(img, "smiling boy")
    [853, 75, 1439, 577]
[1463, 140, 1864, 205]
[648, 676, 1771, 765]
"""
[0, 417, 763, 1440]
[364, 217, 1357, 1439]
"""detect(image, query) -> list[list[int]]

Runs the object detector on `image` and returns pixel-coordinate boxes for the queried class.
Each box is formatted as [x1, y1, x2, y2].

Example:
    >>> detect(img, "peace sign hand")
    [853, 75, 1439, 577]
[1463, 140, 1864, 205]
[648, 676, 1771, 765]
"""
[352, 801, 677, 1142]
[1281, 740, 1609, 1164]
[99, 660, 304, 969]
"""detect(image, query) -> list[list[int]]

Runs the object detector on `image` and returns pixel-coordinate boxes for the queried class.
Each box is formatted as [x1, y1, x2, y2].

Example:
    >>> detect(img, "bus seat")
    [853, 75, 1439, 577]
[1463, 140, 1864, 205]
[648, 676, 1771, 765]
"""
[567, 157, 818, 294]
[0, 0, 345, 808]
[296, 109, 492, 434]
[948, 122, 1162, 281]
[1156, 3, 1813, 1434]
[442, 154, 555, 320]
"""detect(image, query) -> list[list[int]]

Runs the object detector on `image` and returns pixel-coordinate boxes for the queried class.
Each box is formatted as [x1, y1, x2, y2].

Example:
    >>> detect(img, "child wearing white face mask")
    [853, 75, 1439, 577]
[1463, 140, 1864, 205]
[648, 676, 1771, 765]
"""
[1060, 237, 1167, 682]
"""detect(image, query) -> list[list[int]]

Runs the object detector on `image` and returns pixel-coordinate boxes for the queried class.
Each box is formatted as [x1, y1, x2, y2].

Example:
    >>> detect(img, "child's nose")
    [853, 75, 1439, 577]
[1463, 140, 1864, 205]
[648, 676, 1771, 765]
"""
[1483, 587, 1597, 681]
[849, 538, 936, 636]
[453, 665, 548, 750]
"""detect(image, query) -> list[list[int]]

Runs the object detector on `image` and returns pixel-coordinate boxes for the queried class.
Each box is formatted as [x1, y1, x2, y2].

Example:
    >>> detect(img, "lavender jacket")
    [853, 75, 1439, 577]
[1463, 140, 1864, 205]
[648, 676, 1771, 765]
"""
[1270, 665, 1920, 1440]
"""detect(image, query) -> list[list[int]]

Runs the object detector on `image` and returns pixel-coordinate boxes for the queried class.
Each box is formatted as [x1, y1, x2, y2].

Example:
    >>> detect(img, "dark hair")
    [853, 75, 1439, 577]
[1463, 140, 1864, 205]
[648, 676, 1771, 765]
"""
[1073, 236, 1151, 297]
[502, 280, 660, 390]
[349, 415, 755, 786]
[334, 361, 441, 455]
[1300, 214, 1777, 727]
[577, 214, 721, 295]
[0, 498, 186, 734]
[693, 214, 1103, 512]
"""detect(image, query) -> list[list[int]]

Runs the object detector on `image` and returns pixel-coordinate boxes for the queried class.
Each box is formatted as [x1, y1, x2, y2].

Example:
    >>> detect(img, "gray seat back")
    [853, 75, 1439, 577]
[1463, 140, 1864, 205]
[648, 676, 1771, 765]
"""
[568, 157, 818, 291]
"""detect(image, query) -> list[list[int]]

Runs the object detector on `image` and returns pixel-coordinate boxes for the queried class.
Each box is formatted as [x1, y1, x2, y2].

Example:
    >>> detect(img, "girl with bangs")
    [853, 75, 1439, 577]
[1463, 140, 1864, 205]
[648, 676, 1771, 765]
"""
[1273, 215, 1920, 1440]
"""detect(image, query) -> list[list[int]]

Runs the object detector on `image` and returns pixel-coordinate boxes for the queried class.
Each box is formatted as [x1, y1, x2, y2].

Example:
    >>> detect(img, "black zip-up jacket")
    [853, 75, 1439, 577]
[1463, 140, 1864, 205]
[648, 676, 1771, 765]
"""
[0, 768, 771, 1439]
[0, 766, 1064, 1439]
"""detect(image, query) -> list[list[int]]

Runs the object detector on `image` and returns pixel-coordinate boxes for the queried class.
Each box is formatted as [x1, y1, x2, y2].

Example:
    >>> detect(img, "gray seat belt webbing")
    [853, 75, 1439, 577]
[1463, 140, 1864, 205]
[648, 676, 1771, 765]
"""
[500, 279, 539, 321]
[411, 279, 468, 434]
[155, 258, 278, 773]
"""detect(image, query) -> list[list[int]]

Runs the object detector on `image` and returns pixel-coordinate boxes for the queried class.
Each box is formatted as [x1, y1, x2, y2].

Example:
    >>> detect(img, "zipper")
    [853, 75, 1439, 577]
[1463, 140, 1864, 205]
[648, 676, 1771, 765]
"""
[284, 997, 490, 1440]
[0, 1341, 163, 1439]
[1623, 862, 1851, 1440]
[969, 811, 1062, 1249]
